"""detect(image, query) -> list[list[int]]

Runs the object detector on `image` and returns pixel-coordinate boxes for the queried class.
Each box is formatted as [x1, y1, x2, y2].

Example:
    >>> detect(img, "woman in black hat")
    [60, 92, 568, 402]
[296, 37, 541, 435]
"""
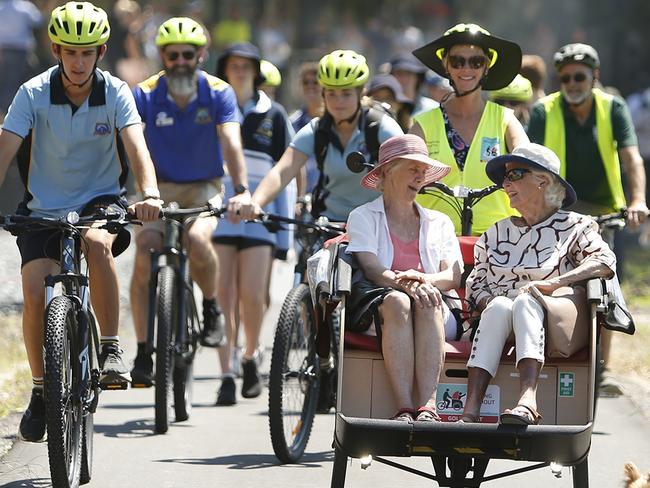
[409, 23, 530, 235]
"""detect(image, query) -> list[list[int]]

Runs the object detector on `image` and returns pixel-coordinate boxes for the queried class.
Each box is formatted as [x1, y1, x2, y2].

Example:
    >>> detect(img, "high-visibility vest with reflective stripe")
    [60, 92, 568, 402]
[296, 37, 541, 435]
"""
[414, 101, 516, 235]
[541, 89, 626, 210]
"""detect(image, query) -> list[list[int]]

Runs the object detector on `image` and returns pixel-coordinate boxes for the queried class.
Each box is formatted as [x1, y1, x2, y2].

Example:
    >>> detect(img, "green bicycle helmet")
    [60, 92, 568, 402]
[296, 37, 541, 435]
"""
[489, 74, 533, 102]
[318, 50, 369, 89]
[260, 60, 282, 87]
[155, 17, 207, 47]
[553, 43, 600, 70]
[48, 2, 110, 47]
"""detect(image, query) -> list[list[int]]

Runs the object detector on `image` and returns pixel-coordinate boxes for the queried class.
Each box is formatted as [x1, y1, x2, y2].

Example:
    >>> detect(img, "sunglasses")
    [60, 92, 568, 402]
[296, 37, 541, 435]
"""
[559, 72, 588, 84]
[448, 55, 487, 70]
[503, 168, 531, 183]
[165, 50, 196, 61]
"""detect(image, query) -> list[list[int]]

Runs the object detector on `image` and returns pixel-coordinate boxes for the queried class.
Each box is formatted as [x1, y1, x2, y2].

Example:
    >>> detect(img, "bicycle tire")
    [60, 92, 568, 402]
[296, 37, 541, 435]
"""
[155, 266, 176, 434]
[44, 295, 83, 488]
[173, 279, 198, 422]
[268, 283, 320, 463]
[80, 314, 98, 485]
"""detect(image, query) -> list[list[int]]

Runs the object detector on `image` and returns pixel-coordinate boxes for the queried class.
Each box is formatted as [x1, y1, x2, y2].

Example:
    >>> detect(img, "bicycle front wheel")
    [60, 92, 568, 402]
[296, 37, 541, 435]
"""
[173, 278, 199, 422]
[155, 266, 176, 434]
[268, 283, 320, 463]
[44, 296, 83, 488]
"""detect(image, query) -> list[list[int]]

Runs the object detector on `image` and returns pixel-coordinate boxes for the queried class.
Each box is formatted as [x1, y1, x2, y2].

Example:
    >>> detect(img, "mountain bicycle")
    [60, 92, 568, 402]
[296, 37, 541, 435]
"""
[145, 203, 225, 434]
[0, 209, 135, 488]
[262, 210, 345, 463]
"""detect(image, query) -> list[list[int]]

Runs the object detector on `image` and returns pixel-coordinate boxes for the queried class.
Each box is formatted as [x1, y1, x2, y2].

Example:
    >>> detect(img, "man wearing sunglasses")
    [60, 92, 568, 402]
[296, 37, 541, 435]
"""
[528, 43, 647, 227]
[129, 17, 249, 387]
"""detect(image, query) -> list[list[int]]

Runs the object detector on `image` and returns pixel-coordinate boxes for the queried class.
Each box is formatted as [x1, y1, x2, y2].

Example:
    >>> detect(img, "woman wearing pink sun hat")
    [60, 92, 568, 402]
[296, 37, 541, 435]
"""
[345, 134, 463, 422]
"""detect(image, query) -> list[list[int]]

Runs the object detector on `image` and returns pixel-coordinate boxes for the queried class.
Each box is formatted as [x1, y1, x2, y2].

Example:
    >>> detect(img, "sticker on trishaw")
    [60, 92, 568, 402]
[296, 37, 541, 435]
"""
[559, 371, 575, 397]
[436, 384, 500, 423]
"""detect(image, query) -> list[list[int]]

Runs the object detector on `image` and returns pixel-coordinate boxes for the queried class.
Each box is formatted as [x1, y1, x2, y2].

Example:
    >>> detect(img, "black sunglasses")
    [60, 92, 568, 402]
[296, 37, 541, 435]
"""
[448, 55, 487, 70]
[165, 50, 196, 61]
[503, 168, 532, 183]
[560, 72, 588, 84]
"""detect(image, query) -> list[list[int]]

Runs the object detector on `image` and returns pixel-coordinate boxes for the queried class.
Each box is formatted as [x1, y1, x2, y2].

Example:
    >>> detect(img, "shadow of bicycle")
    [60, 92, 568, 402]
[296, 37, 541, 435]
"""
[0, 477, 51, 487]
[156, 450, 334, 470]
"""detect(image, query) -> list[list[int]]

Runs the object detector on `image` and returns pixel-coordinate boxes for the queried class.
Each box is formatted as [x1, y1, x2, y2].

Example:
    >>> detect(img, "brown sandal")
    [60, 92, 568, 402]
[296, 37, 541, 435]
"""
[499, 405, 542, 425]
[391, 408, 416, 421]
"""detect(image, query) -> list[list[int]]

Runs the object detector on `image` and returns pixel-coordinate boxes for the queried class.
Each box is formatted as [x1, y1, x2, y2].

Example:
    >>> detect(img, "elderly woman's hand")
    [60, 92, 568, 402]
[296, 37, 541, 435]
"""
[395, 269, 426, 284]
[398, 278, 443, 309]
[518, 279, 563, 296]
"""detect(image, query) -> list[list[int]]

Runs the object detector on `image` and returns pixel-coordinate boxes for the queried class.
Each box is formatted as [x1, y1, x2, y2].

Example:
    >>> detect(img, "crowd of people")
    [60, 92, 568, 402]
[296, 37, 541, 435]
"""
[0, 1, 648, 448]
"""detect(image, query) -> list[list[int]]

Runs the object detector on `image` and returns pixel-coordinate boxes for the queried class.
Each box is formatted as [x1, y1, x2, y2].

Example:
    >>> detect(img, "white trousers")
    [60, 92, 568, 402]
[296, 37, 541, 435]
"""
[466, 294, 545, 377]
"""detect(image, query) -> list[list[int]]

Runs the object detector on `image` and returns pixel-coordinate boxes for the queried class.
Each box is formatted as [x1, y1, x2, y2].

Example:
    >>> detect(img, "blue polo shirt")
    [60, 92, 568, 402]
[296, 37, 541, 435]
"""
[3, 66, 140, 217]
[133, 70, 240, 183]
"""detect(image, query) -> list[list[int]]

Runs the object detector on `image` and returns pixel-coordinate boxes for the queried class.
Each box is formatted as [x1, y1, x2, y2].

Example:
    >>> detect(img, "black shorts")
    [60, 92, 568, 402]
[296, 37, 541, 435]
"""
[15, 194, 131, 268]
[347, 278, 393, 333]
[212, 235, 274, 251]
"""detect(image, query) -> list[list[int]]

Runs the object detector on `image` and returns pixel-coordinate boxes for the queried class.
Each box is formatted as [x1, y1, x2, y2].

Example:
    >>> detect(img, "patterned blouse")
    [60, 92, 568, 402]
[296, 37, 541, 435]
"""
[441, 106, 470, 171]
[466, 210, 616, 305]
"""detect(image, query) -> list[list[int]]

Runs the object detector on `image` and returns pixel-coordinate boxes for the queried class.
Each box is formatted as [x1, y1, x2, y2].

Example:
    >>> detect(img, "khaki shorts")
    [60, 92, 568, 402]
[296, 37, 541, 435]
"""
[139, 178, 224, 234]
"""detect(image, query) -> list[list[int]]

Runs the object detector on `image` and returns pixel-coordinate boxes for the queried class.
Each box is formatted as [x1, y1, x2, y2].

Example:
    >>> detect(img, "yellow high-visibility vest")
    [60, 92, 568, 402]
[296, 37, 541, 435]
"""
[414, 101, 516, 235]
[541, 88, 626, 210]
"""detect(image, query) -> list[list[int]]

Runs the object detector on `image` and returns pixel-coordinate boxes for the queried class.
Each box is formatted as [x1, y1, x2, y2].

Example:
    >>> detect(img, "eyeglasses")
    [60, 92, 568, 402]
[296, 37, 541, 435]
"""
[448, 55, 487, 70]
[503, 168, 532, 183]
[165, 50, 196, 61]
[559, 72, 588, 84]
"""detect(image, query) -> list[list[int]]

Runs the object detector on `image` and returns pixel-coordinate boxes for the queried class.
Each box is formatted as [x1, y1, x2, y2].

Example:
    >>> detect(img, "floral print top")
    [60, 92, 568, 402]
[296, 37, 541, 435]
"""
[441, 106, 470, 171]
[466, 210, 616, 305]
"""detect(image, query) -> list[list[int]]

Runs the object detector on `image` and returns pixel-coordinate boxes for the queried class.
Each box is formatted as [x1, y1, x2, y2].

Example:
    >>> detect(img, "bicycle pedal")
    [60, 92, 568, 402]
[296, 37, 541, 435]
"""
[130, 382, 153, 389]
[100, 381, 129, 391]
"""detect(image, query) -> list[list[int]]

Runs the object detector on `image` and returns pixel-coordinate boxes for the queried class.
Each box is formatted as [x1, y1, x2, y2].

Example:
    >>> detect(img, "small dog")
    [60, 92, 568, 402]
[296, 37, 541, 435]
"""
[624, 462, 650, 488]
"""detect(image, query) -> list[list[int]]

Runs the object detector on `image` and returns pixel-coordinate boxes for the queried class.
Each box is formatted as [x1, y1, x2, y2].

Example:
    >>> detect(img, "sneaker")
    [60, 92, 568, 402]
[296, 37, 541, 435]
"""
[200, 299, 226, 347]
[99, 344, 131, 390]
[130, 351, 154, 388]
[316, 367, 336, 413]
[215, 376, 237, 405]
[19, 388, 46, 442]
[241, 357, 262, 398]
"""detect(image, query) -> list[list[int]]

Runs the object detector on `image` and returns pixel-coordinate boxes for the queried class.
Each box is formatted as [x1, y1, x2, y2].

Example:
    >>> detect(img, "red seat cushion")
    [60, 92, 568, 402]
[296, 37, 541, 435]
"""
[458, 235, 479, 265]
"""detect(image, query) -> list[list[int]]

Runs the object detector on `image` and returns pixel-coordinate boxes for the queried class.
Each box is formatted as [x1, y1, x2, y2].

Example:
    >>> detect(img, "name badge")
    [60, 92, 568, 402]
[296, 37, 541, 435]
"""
[480, 137, 500, 163]
[155, 112, 174, 127]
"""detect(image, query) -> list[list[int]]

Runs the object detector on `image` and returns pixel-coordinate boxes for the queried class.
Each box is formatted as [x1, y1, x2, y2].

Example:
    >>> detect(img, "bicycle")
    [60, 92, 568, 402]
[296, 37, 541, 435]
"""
[261, 210, 345, 463]
[0, 209, 135, 488]
[144, 203, 225, 434]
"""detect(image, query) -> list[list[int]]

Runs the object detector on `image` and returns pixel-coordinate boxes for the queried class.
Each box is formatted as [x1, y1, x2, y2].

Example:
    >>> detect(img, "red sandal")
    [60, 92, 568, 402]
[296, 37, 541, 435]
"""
[415, 406, 441, 422]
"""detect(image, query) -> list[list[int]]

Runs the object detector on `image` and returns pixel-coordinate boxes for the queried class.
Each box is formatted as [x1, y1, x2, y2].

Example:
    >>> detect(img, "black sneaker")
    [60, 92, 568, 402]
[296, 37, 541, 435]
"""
[99, 344, 131, 390]
[316, 367, 336, 413]
[19, 388, 46, 442]
[130, 351, 154, 388]
[215, 376, 237, 406]
[200, 299, 226, 348]
[241, 357, 262, 398]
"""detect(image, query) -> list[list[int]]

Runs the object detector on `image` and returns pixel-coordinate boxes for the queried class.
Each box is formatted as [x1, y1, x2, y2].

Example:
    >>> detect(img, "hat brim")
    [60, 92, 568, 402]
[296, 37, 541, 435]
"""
[486, 154, 577, 208]
[361, 154, 451, 191]
[216, 51, 263, 85]
[412, 31, 522, 90]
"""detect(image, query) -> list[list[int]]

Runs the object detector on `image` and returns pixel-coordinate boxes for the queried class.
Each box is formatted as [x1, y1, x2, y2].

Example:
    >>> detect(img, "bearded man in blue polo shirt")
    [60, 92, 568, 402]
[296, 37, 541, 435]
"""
[129, 17, 250, 387]
[0, 2, 163, 442]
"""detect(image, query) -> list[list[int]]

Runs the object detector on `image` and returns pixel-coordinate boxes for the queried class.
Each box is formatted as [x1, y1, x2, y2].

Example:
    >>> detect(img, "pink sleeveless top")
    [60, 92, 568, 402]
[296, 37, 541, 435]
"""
[390, 231, 423, 272]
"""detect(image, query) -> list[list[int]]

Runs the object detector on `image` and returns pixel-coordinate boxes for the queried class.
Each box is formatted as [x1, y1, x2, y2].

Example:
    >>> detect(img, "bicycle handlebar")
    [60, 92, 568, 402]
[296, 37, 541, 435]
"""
[420, 181, 500, 200]
[0, 209, 139, 234]
[160, 203, 227, 220]
[256, 212, 345, 235]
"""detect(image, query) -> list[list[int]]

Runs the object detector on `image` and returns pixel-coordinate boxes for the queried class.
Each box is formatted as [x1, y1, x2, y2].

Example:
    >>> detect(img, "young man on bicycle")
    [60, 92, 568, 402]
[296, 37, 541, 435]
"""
[129, 17, 250, 387]
[0, 1, 163, 442]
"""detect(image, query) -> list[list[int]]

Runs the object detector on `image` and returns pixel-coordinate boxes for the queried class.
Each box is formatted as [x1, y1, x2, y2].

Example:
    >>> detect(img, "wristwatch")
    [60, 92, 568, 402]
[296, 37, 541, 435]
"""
[142, 187, 161, 200]
[234, 184, 249, 195]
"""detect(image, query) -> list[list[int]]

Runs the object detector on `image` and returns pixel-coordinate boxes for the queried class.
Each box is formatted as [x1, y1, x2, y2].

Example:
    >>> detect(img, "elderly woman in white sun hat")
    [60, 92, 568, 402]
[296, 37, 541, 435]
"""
[460, 142, 616, 425]
[345, 134, 463, 422]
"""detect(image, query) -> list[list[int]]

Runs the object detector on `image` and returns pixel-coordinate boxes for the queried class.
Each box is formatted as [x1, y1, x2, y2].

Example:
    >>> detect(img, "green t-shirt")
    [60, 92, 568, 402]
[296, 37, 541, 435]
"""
[528, 94, 638, 209]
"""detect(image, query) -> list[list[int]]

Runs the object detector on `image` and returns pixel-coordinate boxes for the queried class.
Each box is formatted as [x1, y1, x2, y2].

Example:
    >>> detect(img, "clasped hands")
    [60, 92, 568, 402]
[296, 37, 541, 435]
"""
[394, 269, 443, 309]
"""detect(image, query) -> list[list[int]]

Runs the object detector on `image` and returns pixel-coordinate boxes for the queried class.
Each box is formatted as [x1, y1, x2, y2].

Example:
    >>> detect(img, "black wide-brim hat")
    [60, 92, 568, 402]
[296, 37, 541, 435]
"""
[216, 42, 264, 87]
[412, 23, 522, 91]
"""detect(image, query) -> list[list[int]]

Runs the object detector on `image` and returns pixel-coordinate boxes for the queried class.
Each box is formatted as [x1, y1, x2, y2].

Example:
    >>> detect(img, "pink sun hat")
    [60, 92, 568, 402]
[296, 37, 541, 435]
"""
[361, 134, 451, 190]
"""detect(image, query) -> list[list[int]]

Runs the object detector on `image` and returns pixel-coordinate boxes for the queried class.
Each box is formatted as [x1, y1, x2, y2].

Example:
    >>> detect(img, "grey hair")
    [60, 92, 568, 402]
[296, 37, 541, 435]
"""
[542, 173, 566, 209]
[376, 159, 406, 192]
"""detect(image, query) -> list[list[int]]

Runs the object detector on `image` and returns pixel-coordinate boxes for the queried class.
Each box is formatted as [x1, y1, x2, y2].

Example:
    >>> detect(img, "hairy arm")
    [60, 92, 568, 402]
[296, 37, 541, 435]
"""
[0, 129, 23, 187]
[619, 145, 648, 226]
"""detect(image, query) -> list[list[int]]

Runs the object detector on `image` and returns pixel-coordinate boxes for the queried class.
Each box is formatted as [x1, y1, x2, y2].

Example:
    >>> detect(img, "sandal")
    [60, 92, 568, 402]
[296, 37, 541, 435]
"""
[457, 413, 480, 423]
[390, 408, 416, 422]
[499, 404, 542, 425]
[415, 406, 441, 422]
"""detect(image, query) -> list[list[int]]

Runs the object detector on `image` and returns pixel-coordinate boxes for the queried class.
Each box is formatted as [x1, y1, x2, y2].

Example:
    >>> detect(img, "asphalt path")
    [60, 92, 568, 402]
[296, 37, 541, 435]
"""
[0, 233, 649, 487]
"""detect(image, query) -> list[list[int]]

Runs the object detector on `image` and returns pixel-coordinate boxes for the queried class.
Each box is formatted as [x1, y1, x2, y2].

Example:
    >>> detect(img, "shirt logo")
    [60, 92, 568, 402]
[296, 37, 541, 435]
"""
[155, 112, 174, 127]
[194, 107, 212, 125]
[94, 122, 111, 136]
[480, 137, 500, 163]
[253, 117, 273, 146]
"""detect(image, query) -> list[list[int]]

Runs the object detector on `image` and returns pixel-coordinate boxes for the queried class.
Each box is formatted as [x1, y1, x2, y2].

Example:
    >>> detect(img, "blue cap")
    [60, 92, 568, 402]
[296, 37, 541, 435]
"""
[367, 74, 413, 106]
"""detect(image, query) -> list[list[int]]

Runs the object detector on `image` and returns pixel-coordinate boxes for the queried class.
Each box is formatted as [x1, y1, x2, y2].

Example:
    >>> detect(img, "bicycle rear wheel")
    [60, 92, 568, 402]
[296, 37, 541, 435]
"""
[173, 279, 199, 422]
[44, 295, 83, 488]
[155, 266, 176, 434]
[268, 283, 320, 463]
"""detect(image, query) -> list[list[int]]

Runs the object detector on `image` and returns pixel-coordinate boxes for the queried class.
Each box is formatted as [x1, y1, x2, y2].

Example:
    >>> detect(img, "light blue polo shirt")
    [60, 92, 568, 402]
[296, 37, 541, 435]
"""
[290, 110, 403, 221]
[3, 66, 141, 217]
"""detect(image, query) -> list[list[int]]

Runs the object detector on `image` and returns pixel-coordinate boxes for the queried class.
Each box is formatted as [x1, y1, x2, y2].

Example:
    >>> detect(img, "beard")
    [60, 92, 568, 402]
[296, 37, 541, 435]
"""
[561, 87, 591, 106]
[166, 65, 197, 97]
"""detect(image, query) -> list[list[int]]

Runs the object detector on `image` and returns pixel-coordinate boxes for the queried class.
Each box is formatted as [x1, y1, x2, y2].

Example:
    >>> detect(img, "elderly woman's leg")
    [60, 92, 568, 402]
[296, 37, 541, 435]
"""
[462, 297, 514, 421]
[413, 305, 445, 408]
[501, 294, 545, 423]
[380, 290, 416, 411]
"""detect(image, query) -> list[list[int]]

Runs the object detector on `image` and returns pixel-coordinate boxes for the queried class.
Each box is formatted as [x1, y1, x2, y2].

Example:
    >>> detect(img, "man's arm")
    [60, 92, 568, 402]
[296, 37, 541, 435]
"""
[119, 124, 162, 221]
[619, 145, 648, 226]
[218, 122, 248, 190]
[0, 129, 24, 187]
